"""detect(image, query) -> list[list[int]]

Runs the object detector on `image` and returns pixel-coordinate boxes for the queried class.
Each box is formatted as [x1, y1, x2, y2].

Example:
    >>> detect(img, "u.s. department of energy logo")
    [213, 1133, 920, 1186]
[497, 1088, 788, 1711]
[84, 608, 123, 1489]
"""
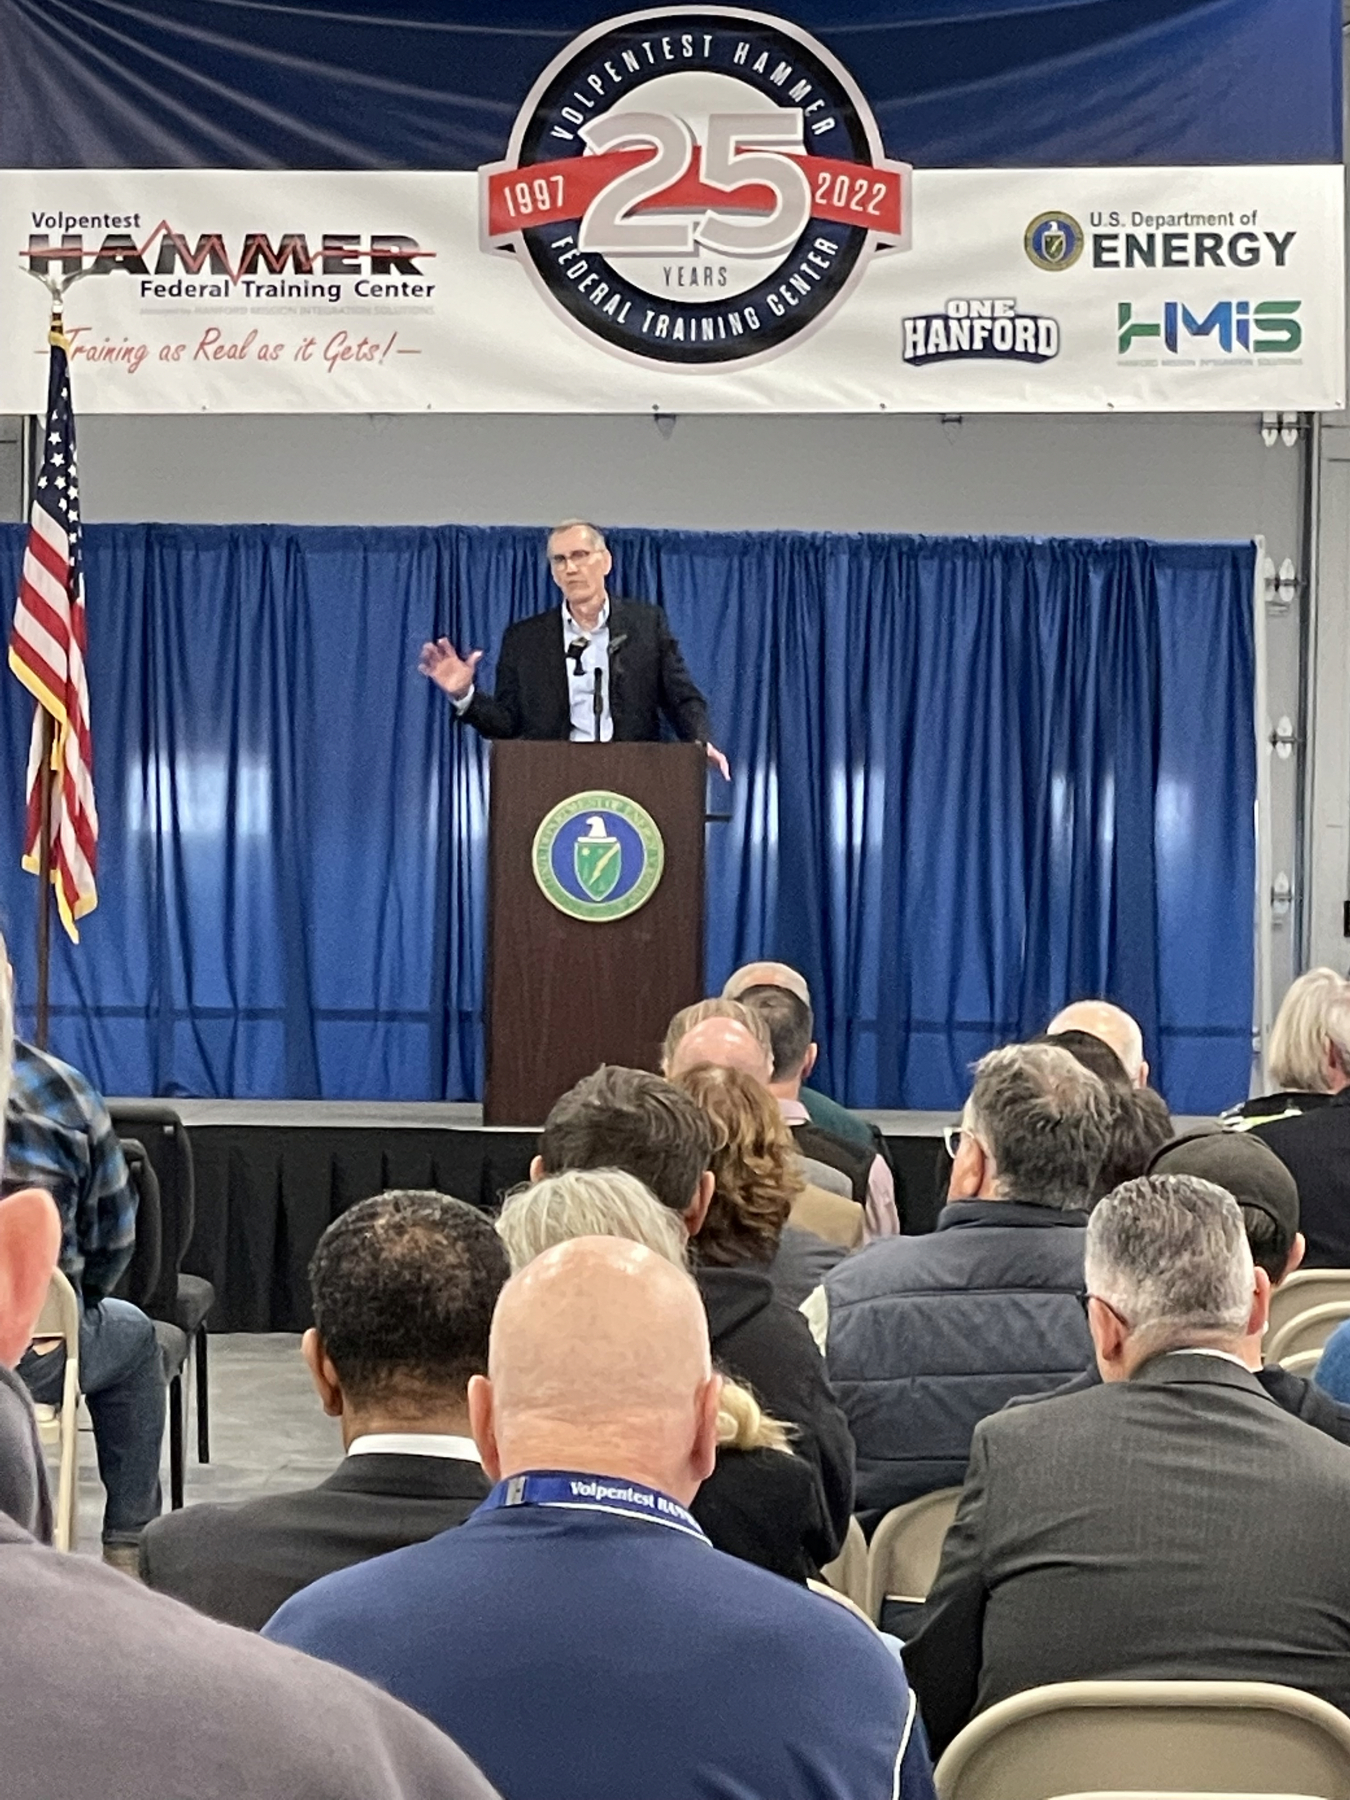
[479, 7, 910, 369]
[533, 790, 665, 922]
[1024, 212, 1084, 272]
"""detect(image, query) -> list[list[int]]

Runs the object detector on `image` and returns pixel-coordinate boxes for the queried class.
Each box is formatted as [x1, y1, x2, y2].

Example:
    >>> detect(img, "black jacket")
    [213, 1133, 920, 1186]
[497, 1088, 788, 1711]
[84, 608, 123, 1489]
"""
[696, 1263, 854, 1563]
[459, 599, 710, 744]
[906, 1353, 1350, 1756]
[1006, 1355, 1350, 1446]
[691, 1445, 824, 1583]
[140, 1452, 489, 1630]
[1250, 1090, 1350, 1267]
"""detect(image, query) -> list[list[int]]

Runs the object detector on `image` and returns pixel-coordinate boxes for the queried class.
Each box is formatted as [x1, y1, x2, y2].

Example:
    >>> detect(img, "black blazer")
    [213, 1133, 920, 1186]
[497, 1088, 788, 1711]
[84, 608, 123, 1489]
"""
[139, 1452, 490, 1631]
[1251, 1090, 1350, 1266]
[904, 1353, 1350, 1756]
[458, 599, 711, 743]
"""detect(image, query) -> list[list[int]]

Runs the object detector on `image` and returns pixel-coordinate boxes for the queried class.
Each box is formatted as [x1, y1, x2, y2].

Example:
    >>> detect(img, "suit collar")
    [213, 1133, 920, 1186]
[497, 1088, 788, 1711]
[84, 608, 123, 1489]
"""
[937, 1199, 1088, 1232]
[321, 1453, 490, 1501]
[1129, 1350, 1269, 1398]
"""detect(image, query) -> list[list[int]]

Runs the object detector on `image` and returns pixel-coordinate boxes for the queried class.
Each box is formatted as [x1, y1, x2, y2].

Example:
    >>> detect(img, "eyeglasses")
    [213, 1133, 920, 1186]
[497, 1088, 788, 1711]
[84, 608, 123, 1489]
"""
[550, 549, 600, 570]
[1078, 1291, 1133, 1330]
[942, 1125, 962, 1159]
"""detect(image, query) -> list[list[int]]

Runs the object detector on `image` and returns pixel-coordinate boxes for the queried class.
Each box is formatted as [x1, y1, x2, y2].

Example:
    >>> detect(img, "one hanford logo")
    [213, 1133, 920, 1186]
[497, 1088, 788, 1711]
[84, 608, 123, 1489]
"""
[532, 790, 665, 922]
[902, 298, 1059, 367]
[479, 6, 910, 368]
[1024, 212, 1084, 272]
[1117, 299, 1302, 356]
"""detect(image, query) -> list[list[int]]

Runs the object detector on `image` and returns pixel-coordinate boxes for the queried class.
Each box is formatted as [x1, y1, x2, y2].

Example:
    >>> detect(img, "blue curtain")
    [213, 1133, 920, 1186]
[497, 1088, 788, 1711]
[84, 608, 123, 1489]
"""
[0, 523, 1254, 1113]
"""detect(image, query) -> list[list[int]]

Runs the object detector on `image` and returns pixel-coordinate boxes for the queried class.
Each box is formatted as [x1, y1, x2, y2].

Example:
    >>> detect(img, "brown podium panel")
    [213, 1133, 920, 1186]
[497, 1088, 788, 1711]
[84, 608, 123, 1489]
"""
[484, 741, 706, 1126]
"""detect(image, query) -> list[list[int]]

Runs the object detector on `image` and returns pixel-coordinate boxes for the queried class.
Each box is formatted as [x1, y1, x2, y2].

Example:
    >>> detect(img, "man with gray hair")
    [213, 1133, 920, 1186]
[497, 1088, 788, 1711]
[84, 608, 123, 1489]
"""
[418, 519, 728, 775]
[817, 1043, 1109, 1520]
[905, 1175, 1350, 1756]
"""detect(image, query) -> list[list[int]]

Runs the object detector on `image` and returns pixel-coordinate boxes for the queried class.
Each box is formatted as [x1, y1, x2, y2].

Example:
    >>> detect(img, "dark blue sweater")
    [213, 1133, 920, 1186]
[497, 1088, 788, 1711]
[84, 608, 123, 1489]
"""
[266, 1477, 935, 1800]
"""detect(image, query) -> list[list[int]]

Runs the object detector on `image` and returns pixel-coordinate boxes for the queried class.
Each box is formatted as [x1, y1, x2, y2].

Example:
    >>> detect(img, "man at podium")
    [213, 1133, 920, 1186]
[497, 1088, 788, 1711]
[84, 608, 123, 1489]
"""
[419, 521, 729, 779]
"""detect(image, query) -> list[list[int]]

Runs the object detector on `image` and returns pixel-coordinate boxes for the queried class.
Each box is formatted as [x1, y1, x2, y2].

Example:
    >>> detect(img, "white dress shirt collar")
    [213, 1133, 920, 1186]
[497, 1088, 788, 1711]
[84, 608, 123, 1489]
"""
[1163, 1347, 1251, 1371]
[346, 1432, 481, 1462]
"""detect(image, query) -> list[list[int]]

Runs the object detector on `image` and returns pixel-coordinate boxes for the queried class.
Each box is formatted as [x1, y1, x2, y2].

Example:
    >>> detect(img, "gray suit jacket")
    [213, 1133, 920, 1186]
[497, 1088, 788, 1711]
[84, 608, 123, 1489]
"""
[904, 1352, 1350, 1756]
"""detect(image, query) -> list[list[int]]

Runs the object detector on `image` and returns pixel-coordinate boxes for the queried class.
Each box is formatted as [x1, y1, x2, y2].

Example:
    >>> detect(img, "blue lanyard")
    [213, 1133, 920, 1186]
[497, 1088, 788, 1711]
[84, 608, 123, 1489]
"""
[481, 1471, 709, 1544]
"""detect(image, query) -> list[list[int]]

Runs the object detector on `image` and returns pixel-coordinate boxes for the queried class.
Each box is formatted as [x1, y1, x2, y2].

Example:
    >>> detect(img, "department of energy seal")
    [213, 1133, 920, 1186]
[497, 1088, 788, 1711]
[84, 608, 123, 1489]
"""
[532, 790, 666, 922]
[479, 7, 910, 368]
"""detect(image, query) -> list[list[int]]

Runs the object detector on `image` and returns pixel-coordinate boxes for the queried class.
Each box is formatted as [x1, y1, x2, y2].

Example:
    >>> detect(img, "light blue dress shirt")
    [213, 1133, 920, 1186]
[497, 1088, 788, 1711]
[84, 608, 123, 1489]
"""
[563, 598, 612, 741]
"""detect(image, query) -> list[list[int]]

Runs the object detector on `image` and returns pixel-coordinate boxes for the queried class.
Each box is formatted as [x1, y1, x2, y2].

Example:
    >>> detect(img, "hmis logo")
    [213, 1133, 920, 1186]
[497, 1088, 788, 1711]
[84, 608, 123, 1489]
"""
[903, 298, 1059, 366]
[479, 7, 910, 368]
[1117, 299, 1303, 355]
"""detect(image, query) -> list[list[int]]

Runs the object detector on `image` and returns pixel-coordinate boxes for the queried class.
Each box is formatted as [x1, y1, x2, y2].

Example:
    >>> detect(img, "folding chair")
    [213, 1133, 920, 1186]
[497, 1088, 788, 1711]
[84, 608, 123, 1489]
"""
[866, 1485, 961, 1623]
[1265, 1271, 1350, 1360]
[1266, 1301, 1350, 1368]
[30, 1269, 80, 1551]
[934, 1680, 1350, 1800]
[820, 1515, 868, 1608]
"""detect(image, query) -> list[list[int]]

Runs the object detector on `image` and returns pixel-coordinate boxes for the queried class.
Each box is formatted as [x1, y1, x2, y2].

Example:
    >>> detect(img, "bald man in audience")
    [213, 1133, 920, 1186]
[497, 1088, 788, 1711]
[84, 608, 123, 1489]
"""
[1047, 999, 1148, 1088]
[266, 1239, 935, 1800]
[664, 1007, 853, 1202]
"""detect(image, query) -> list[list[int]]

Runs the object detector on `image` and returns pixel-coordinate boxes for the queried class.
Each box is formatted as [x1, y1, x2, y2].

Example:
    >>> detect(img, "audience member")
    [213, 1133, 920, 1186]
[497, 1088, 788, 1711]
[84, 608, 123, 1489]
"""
[661, 998, 773, 1083]
[818, 1043, 1107, 1520]
[1227, 966, 1350, 1127]
[0, 1185, 61, 1540]
[1046, 997, 1149, 1087]
[141, 1190, 506, 1628]
[1230, 970, 1350, 1266]
[266, 1238, 936, 1800]
[0, 963, 502, 1800]
[536, 1068, 854, 1556]
[499, 1169, 827, 1580]
[1029, 1028, 1172, 1198]
[3, 954, 165, 1570]
[670, 1058, 846, 1305]
[722, 961, 881, 1153]
[1006, 1129, 1350, 1443]
[905, 1176, 1350, 1755]
[737, 984, 900, 1236]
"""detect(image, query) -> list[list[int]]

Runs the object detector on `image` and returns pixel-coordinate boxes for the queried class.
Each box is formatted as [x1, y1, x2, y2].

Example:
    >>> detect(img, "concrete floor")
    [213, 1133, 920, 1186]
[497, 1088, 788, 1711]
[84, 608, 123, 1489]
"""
[70, 1335, 342, 1556]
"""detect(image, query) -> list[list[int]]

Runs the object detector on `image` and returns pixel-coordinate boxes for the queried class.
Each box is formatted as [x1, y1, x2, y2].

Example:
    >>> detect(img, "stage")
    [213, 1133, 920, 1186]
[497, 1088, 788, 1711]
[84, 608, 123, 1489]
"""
[145, 1100, 1213, 1331]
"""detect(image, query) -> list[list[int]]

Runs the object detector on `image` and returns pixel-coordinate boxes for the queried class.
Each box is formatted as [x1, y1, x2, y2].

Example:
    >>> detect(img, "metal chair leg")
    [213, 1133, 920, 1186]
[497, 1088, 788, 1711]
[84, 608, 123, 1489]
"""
[168, 1372, 184, 1510]
[194, 1325, 210, 1464]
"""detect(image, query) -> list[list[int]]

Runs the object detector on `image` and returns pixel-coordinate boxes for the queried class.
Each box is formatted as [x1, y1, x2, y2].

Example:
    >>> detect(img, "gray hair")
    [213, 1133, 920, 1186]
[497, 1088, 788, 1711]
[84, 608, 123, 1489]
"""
[498, 1169, 791, 1453]
[1084, 1174, 1254, 1353]
[497, 1168, 687, 1273]
[546, 519, 607, 553]
[967, 1042, 1113, 1211]
[1267, 967, 1350, 1092]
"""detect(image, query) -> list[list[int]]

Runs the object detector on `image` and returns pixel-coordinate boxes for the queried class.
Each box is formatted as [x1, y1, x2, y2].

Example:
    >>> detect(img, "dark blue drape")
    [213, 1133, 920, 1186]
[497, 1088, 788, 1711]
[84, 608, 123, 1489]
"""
[0, 524, 1254, 1112]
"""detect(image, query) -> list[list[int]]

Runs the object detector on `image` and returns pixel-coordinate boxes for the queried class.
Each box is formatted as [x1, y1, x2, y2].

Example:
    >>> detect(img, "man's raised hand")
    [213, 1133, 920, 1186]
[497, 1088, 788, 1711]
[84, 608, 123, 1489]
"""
[419, 638, 483, 700]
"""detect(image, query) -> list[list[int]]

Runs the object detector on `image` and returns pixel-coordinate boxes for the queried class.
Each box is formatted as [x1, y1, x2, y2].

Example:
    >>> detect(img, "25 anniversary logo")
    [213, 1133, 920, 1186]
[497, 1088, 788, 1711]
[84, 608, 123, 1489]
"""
[479, 6, 910, 368]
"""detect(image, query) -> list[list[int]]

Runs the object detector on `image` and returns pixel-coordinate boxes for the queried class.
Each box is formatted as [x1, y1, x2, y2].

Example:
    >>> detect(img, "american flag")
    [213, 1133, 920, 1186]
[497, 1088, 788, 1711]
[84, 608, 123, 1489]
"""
[8, 323, 98, 942]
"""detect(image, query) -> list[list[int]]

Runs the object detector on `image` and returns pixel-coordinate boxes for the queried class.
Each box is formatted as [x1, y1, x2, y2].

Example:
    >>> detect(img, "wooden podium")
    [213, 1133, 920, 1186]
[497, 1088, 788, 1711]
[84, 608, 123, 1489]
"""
[483, 741, 706, 1125]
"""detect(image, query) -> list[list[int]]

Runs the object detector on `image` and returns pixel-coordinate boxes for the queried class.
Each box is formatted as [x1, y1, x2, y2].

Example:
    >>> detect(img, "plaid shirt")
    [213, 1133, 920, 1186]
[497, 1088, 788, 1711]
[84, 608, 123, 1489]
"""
[4, 1040, 134, 1304]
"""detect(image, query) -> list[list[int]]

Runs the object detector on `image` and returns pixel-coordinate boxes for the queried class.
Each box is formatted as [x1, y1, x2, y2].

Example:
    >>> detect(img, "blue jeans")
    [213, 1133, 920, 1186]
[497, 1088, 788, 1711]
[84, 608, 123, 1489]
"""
[19, 1297, 165, 1544]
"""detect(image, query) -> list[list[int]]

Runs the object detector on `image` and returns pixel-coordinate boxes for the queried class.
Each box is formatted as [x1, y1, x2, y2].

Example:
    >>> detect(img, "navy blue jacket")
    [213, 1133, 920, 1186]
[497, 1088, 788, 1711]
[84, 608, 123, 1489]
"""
[266, 1478, 936, 1800]
[824, 1200, 1092, 1521]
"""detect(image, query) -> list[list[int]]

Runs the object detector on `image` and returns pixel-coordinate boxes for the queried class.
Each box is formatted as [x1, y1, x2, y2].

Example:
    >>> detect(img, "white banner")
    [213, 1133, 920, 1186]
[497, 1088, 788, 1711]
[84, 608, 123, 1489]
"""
[0, 165, 1340, 413]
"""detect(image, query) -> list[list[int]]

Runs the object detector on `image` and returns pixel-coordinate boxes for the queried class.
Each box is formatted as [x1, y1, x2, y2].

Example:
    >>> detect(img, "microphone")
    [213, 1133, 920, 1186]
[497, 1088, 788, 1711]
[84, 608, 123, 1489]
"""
[566, 638, 588, 679]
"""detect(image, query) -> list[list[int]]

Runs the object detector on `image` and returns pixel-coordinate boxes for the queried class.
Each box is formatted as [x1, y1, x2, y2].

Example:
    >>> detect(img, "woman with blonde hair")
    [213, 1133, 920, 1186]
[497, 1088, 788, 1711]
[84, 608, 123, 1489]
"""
[1227, 968, 1350, 1266]
[497, 1168, 833, 1580]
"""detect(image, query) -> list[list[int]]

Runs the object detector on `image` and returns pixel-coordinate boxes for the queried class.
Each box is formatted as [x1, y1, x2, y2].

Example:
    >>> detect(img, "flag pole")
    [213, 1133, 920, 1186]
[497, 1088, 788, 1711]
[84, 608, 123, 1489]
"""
[34, 710, 54, 1050]
[17, 402, 54, 1050]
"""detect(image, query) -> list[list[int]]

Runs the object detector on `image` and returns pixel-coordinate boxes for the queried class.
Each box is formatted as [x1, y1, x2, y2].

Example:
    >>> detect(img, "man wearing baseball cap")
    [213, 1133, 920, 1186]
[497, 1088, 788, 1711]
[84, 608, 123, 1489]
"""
[1005, 1130, 1350, 1445]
